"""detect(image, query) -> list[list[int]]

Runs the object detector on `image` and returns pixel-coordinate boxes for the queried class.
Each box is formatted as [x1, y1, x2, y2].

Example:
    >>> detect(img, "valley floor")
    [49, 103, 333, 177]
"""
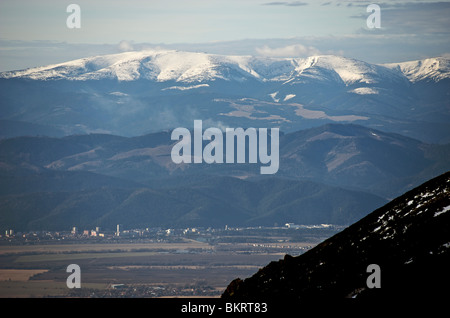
[0, 225, 342, 298]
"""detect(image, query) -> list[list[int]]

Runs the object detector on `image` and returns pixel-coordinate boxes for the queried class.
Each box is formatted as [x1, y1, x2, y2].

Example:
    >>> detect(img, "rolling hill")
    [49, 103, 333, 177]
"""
[1, 123, 449, 232]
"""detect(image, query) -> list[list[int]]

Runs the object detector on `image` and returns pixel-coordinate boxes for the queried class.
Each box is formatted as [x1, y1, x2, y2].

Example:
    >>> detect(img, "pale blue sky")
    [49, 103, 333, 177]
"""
[1, 0, 449, 70]
[0, 0, 363, 43]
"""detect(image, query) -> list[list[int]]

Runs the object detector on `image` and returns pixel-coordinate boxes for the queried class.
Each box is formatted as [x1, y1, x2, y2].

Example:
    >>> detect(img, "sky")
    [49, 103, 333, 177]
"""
[0, 0, 449, 71]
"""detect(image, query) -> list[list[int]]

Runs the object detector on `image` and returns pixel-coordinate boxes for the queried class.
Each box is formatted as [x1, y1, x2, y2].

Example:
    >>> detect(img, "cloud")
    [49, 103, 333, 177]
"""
[262, 1, 308, 6]
[255, 44, 321, 57]
[118, 40, 134, 52]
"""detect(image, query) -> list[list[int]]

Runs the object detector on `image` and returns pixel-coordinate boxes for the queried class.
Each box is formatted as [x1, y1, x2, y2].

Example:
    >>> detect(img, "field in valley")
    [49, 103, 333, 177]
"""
[0, 227, 339, 298]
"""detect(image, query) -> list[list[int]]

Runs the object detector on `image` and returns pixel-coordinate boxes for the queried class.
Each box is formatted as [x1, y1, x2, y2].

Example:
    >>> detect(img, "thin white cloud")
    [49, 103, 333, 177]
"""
[118, 40, 134, 52]
[262, 1, 308, 6]
[255, 44, 321, 57]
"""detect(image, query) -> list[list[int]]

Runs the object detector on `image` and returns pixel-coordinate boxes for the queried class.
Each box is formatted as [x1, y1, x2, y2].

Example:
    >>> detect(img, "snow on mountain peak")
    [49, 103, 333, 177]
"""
[0, 50, 448, 84]
[0, 50, 218, 82]
[296, 55, 405, 85]
[383, 56, 450, 83]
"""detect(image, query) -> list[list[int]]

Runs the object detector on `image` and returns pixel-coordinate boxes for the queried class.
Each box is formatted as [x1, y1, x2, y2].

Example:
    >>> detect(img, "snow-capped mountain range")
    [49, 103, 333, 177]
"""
[2, 50, 449, 85]
[0, 50, 449, 143]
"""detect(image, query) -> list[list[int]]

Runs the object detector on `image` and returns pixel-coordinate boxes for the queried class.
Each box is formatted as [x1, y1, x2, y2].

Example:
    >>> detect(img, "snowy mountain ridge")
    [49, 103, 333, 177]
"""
[1, 50, 449, 144]
[1, 50, 448, 85]
[383, 56, 450, 83]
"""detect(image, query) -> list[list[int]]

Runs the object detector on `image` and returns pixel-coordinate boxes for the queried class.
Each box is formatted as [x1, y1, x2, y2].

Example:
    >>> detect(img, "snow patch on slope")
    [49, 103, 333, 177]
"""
[349, 87, 379, 95]
[162, 84, 209, 91]
[435, 205, 450, 217]
[284, 94, 296, 101]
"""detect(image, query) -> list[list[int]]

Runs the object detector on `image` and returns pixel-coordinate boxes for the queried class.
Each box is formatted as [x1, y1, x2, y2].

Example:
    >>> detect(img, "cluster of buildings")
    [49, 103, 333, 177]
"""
[1, 223, 343, 243]
[4, 229, 14, 237]
[0, 224, 210, 242]
[70, 225, 122, 238]
[1, 224, 124, 241]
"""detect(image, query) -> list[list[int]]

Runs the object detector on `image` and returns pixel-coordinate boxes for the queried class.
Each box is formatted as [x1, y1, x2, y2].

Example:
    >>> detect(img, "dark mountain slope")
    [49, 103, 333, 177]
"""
[0, 172, 386, 232]
[1, 124, 448, 199]
[277, 123, 444, 198]
[1, 124, 448, 232]
[222, 171, 450, 301]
